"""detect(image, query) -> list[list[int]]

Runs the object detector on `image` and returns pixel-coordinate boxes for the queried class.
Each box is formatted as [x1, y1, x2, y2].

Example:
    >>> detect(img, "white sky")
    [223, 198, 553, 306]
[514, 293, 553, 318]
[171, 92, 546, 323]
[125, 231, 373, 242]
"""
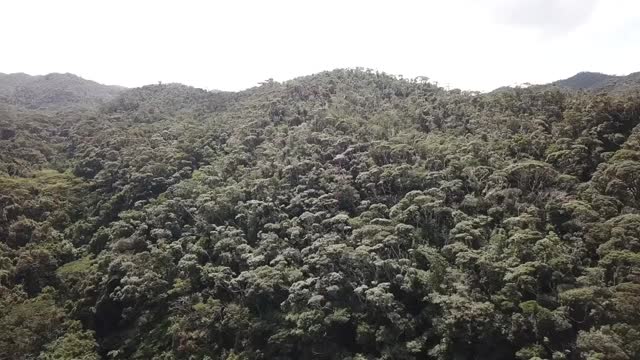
[1, 0, 639, 91]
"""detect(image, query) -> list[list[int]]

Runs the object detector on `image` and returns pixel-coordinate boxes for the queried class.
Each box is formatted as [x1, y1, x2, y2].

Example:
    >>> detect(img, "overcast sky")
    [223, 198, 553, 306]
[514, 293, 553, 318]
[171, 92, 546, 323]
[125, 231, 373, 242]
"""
[1, 0, 639, 91]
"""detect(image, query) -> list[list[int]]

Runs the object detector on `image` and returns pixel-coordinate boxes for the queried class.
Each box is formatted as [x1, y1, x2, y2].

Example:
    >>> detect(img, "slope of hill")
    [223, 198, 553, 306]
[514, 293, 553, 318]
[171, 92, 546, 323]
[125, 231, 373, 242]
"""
[1, 68, 640, 360]
[0, 72, 125, 109]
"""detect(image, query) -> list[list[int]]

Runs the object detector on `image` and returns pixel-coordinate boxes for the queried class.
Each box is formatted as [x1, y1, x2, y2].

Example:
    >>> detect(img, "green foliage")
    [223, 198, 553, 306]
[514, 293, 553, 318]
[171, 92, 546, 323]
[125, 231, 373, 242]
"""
[0, 289, 65, 359]
[2, 68, 640, 359]
[38, 320, 99, 360]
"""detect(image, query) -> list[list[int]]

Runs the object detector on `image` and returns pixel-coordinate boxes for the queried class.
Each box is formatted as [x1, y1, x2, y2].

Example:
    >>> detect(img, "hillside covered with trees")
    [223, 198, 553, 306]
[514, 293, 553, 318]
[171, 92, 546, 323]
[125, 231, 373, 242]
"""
[1, 69, 640, 360]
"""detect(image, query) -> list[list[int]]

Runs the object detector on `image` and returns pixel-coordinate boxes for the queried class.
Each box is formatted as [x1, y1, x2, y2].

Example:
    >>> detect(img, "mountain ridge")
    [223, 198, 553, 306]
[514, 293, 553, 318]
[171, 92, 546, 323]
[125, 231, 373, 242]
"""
[3, 69, 640, 104]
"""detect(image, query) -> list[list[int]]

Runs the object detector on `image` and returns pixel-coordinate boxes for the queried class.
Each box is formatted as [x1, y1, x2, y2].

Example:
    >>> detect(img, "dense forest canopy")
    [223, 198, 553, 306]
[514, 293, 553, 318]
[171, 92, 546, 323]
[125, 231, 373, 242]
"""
[1, 69, 640, 360]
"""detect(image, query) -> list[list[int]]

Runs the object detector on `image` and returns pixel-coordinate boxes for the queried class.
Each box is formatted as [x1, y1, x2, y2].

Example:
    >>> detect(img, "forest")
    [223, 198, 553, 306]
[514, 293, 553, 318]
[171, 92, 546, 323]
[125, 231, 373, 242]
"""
[1, 68, 640, 360]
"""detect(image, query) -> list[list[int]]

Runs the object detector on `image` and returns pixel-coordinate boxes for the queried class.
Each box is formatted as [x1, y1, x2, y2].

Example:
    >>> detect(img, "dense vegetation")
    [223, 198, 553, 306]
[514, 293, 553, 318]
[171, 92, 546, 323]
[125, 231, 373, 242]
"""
[1, 69, 640, 359]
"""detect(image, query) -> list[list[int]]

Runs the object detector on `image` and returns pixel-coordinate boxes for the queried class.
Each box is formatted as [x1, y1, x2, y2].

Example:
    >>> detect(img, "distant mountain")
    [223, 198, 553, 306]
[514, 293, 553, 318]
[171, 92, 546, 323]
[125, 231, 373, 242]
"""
[490, 71, 640, 94]
[0, 72, 125, 110]
[551, 71, 616, 90]
[550, 71, 640, 93]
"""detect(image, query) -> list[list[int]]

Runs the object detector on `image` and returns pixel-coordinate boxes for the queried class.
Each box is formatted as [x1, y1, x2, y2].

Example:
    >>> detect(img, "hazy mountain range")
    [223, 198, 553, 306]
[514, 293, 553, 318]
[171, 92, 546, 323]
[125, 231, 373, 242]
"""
[1, 70, 639, 111]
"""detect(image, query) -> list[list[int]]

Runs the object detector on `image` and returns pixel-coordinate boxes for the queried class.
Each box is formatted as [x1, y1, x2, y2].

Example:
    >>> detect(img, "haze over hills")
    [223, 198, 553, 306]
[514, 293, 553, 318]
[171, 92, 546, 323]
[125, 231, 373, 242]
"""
[0, 72, 125, 110]
[488, 71, 640, 94]
[551, 71, 640, 93]
[2, 68, 640, 360]
[551, 72, 617, 90]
